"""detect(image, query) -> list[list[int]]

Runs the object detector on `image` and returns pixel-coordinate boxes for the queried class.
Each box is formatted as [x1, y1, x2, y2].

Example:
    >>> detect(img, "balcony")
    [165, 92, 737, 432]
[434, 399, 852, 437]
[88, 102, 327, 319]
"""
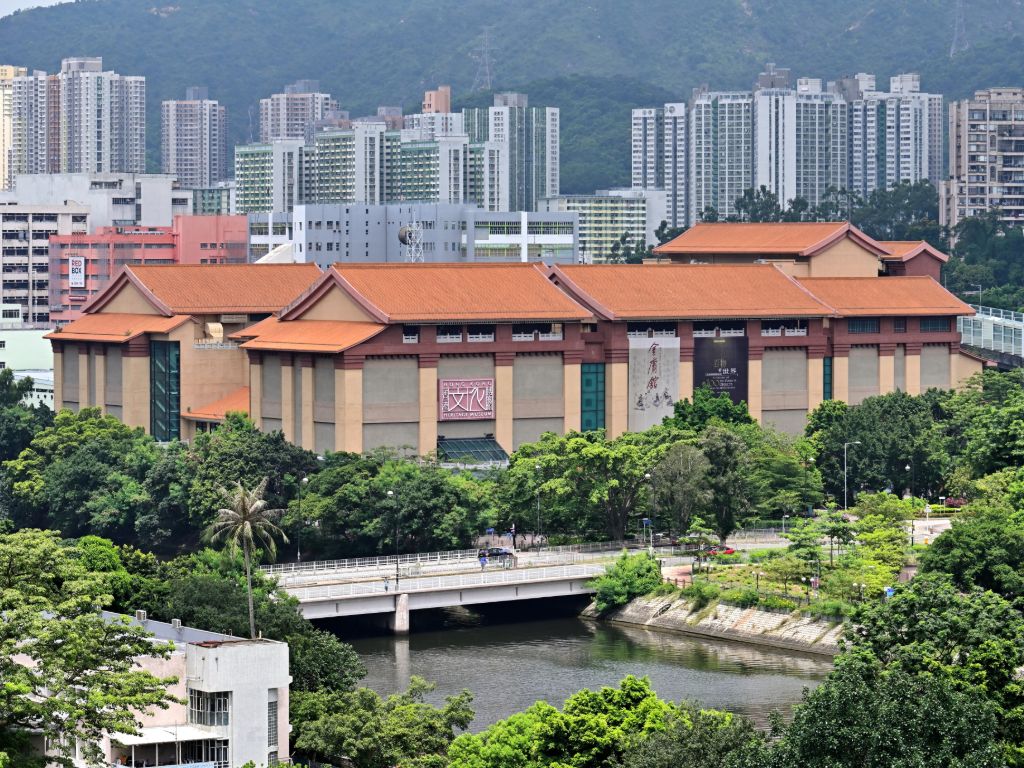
[467, 332, 494, 342]
[437, 330, 462, 343]
[402, 333, 419, 344]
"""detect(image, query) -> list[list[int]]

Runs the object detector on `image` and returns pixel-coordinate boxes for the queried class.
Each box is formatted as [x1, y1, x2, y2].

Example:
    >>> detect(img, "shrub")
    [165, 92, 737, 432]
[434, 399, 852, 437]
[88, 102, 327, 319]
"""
[758, 595, 798, 612]
[805, 599, 853, 619]
[720, 587, 760, 608]
[747, 548, 783, 563]
[681, 580, 721, 609]
[653, 581, 678, 596]
[589, 552, 663, 614]
[712, 552, 743, 564]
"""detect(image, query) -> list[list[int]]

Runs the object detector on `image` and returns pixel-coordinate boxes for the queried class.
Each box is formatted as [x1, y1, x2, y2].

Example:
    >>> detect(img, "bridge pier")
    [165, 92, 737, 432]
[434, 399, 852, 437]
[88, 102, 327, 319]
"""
[387, 592, 410, 635]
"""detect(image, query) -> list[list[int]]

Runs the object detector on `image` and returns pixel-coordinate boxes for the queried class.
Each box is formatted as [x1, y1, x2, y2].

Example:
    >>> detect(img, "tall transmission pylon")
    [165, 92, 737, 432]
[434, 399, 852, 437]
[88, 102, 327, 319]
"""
[470, 27, 495, 92]
[950, 0, 968, 57]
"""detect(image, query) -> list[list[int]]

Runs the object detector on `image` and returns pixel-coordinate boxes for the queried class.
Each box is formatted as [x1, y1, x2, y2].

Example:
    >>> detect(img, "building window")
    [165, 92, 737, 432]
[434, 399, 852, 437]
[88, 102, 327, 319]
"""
[268, 752, 279, 765]
[150, 340, 180, 442]
[823, 356, 833, 401]
[188, 689, 230, 726]
[920, 317, 951, 333]
[893, 318, 907, 333]
[847, 318, 880, 334]
[0, 341, 5, 349]
[581, 363, 606, 432]
[268, 700, 278, 747]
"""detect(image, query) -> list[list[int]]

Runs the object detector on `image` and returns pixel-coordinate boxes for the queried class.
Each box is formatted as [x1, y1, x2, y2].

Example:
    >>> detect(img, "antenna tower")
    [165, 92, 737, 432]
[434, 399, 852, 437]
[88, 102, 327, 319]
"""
[470, 27, 495, 92]
[950, 0, 968, 57]
[399, 221, 424, 263]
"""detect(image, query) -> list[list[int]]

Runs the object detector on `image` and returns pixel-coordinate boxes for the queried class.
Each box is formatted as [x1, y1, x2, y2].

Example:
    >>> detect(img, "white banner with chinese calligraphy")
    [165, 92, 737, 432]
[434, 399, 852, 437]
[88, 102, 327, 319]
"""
[439, 378, 496, 421]
[628, 336, 680, 431]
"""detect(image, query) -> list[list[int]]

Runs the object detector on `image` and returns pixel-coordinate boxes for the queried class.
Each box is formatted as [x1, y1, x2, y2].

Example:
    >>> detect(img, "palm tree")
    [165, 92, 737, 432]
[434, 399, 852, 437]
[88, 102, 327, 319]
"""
[205, 477, 288, 639]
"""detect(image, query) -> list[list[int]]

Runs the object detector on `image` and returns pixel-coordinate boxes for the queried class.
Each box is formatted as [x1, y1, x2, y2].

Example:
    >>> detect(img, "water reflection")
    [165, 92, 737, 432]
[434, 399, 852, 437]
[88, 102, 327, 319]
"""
[344, 615, 831, 730]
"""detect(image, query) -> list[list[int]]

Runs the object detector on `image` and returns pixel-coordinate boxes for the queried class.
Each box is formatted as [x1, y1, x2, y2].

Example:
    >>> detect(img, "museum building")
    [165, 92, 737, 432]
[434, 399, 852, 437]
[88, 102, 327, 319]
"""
[48, 222, 982, 459]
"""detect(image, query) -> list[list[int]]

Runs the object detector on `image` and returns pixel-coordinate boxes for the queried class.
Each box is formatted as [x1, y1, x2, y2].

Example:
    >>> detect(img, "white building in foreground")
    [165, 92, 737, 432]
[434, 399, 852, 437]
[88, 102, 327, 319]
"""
[65, 613, 290, 768]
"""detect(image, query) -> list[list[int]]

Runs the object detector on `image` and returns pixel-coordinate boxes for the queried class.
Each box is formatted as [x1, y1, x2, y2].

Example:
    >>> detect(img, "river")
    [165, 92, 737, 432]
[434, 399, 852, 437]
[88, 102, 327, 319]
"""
[344, 611, 832, 731]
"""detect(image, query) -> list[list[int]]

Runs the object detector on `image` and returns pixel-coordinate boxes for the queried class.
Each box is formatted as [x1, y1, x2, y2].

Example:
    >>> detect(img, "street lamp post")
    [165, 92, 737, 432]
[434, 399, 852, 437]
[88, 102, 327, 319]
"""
[644, 472, 655, 550]
[756, 571, 765, 595]
[535, 463, 542, 548]
[296, 476, 309, 562]
[905, 462, 915, 500]
[843, 441, 861, 510]
[387, 489, 399, 587]
[782, 514, 790, 534]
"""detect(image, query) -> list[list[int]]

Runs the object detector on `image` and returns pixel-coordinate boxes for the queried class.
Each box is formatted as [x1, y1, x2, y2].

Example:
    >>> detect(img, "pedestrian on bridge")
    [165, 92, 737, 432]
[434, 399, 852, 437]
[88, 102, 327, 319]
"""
[383, 575, 390, 592]
[479, 553, 488, 570]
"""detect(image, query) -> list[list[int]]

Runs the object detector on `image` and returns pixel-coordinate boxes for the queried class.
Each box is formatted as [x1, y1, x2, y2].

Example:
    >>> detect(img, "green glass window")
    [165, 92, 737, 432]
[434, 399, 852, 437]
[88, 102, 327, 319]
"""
[150, 340, 180, 442]
[581, 363, 606, 432]
[823, 356, 833, 401]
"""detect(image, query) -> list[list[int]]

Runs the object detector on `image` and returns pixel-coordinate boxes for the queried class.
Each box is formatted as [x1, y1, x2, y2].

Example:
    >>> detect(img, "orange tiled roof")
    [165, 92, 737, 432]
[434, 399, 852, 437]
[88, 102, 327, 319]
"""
[235, 317, 386, 353]
[183, 386, 250, 422]
[553, 264, 834, 320]
[45, 313, 191, 343]
[653, 222, 888, 256]
[879, 240, 950, 263]
[90, 263, 322, 316]
[796, 276, 973, 316]
[316, 263, 593, 323]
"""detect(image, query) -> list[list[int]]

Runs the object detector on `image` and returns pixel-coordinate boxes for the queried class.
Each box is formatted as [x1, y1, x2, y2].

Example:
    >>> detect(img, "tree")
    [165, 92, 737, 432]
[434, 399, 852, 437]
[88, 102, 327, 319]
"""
[769, 648, 1003, 768]
[448, 676, 673, 768]
[616, 703, 764, 768]
[292, 677, 473, 768]
[664, 385, 753, 432]
[920, 503, 1024, 598]
[699, 426, 755, 543]
[590, 551, 663, 614]
[649, 442, 711, 534]
[845, 573, 1024, 761]
[289, 628, 366, 693]
[205, 478, 288, 639]
[0, 530, 176, 766]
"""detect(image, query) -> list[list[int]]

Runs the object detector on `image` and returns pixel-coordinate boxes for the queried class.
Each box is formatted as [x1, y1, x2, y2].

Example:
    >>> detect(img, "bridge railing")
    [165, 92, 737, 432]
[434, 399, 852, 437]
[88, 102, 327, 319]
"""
[261, 548, 480, 576]
[290, 563, 606, 601]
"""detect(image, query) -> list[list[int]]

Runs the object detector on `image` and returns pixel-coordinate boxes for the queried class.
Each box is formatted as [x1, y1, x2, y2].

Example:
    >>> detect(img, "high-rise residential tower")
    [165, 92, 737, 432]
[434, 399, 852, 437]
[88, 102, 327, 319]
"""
[0, 65, 27, 189]
[464, 93, 559, 211]
[10, 57, 145, 178]
[662, 102, 688, 228]
[689, 90, 754, 222]
[631, 107, 664, 189]
[943, 87, 1024, 227]
[259, 80, 338, 142]
[161, 86, 228, 188]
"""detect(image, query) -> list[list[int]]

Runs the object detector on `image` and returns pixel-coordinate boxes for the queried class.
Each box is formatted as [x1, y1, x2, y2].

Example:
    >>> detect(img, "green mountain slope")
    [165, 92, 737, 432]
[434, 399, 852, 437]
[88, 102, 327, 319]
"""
[1, 0, 1023, 192]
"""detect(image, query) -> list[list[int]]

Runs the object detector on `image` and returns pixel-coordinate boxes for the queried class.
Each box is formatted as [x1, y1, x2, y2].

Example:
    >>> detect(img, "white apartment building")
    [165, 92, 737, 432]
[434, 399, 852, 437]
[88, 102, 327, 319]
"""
[663, 102, 687, 228]
[10, 58, 146, 178]
[943, 87, 1024, 227]
[260, 80, 338, 142]
[540, 192, 650, 262]
[0, 65, 27, 190]
[405, 111, 465, 139]
[631, 107, 664, 189]
[0, 202, 89, 323]
[690, 90, 754, 221]
[162, 87, 229, 188]
[31, 613, 290, 768]
[841, 72, 942, 198]
[1, 172, 191, 228]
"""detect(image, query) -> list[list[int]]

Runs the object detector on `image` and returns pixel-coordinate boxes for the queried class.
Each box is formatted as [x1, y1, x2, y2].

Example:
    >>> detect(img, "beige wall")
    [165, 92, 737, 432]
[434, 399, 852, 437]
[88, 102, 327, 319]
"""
[363, 359, 419, 423]
[952, 350, 984, 389]
[364, 422, 418, 453]
[100, 283, 160, 315]
[905, 350, 921, 395]
[809, 238, 882, 278]
[762, 349, 808, 411]
[334, 367, 363, 453]
[679, 359, 694, 402]
[833, 354, 850, 403]
[807, 356, 823, 412]
[747, 358, 762, 421]
[605, 361, 628, 438]
[419, 366, 438, 455]
[121, 355, 150, 431]
[261, 355, 282, 423]
[921, 344, 951, 390]
[166, 322, 247, 436]
[512, 354, 563, 449]
[848, 346, 879, 404]
[894, 346, 906, 391]
[299, 286, 375, 322]
[879, 351, 895, 395]
[495, 364, 513, 454]
[563, 361, 581, 433]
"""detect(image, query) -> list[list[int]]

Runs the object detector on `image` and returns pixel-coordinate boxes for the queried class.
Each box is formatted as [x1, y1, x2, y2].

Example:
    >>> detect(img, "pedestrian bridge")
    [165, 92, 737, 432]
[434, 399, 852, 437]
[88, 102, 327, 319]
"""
[960, 304, 1024, 368]
[284, 563, 604, 633]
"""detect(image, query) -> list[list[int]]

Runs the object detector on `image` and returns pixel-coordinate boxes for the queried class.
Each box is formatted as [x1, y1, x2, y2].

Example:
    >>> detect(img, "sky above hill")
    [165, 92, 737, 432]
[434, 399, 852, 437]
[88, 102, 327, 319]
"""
[0, 0, 63, 16]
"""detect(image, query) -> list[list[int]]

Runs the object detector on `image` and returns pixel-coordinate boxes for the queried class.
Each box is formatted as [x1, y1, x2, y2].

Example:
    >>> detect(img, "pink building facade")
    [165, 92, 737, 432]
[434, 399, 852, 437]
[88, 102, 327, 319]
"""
[48, 215, 248, 324]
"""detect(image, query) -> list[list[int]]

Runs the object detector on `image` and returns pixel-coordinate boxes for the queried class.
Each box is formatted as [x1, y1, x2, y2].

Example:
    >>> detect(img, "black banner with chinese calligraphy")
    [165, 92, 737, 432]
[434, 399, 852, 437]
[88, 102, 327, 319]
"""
[693, 337, 749, 405]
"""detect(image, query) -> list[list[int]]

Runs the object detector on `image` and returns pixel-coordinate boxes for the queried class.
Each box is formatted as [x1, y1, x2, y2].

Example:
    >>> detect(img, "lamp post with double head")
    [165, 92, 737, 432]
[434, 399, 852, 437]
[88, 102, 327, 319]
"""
[535, 463, 542, 547]
[296, 476, 309, 562]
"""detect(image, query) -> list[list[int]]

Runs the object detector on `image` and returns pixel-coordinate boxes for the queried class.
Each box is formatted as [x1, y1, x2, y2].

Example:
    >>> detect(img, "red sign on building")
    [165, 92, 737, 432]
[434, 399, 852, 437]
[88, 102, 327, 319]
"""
[439, 378, 495, 421]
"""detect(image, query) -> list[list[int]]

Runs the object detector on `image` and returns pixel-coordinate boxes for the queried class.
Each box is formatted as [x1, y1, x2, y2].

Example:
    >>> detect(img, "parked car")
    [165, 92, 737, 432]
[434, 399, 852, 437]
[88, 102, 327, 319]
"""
[707, 546, 736, 556]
